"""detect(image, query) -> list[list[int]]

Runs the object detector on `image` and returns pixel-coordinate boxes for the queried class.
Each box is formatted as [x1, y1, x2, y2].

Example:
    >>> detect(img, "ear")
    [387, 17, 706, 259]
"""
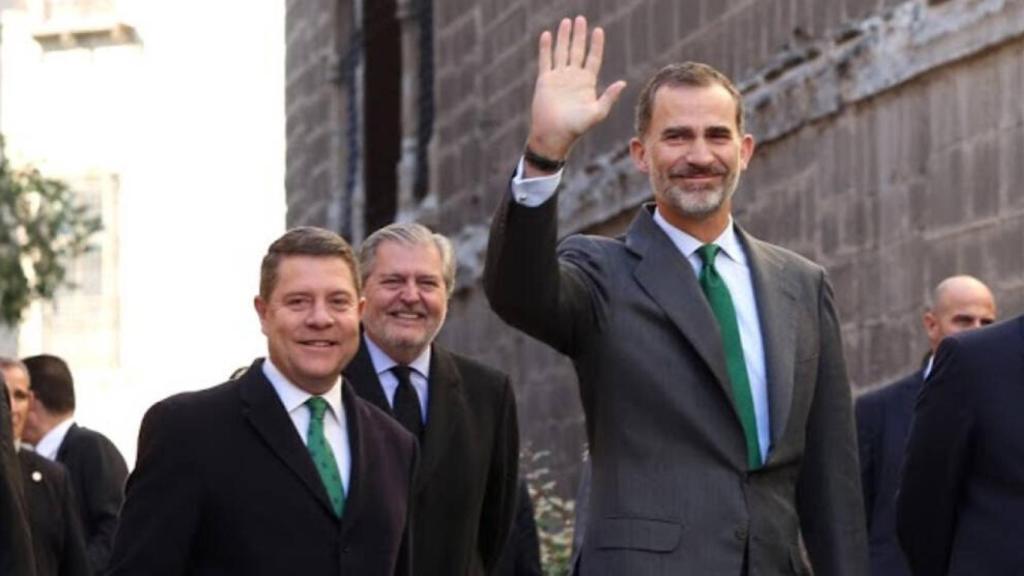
[922, 310, 939, 347]
[629, 136, 650, 173]
[739, 133, 755, 170]
[254, 295, 270, 336]
[358, 296, 366, 318]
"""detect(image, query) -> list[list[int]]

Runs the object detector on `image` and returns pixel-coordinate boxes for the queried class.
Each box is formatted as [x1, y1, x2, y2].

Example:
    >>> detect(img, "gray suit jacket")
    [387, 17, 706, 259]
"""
[484, 194, 867, 576]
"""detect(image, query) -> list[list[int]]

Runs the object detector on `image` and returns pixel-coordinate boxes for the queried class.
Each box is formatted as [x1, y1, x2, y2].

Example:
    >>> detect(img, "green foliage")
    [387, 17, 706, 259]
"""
[524, 448, 576, 576]
[0, 137, 101, 326]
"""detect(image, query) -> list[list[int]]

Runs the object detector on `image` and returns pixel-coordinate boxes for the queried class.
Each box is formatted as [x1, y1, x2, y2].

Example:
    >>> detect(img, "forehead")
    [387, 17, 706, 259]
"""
[273, 255, 356, 294]
[371, 240, 443, 276]
[649, 84, 740, 131]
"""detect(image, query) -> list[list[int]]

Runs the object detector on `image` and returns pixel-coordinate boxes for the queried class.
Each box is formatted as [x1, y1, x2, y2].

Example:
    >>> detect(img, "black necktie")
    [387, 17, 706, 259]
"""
[391, 365, 424, 440]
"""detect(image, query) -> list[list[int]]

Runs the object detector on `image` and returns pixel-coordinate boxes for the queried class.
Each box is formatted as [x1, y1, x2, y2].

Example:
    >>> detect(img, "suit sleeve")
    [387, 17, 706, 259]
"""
[484, 184, 605, 357]
[478, 378, 520, 574]
[75, 432, 128, 573]
[107, 400, 202, 576]
[853, 393, 879, 530]
[897, 337, 973, 576]
[0, 381, 36, 576]
[796, 272, 869, 576]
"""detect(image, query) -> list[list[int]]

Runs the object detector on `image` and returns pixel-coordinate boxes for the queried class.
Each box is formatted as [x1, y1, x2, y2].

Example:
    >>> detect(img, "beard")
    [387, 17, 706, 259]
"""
[653, 160, 741, 219]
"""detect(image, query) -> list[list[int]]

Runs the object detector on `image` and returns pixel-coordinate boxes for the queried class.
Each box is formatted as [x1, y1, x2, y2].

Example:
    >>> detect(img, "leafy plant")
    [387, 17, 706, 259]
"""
[523, 447, 577, 576]
[0, 137, 101, 326]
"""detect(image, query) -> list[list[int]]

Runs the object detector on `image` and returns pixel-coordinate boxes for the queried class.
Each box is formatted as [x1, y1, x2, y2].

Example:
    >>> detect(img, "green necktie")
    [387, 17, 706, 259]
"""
[306, 397, 345, 516]
[696, 244, 762, 470]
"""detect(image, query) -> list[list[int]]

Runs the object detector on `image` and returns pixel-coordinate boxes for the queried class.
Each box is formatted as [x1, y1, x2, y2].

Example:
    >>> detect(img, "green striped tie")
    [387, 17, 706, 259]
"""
[697, 244, 762, 470]
[306, 397, 345, 516]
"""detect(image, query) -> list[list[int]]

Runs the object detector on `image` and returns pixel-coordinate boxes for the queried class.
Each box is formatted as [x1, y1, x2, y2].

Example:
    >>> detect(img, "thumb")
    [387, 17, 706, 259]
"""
[595, 80, 627, 120]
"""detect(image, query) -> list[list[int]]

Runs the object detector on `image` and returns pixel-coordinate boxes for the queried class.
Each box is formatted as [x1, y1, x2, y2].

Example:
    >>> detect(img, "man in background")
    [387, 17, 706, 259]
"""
[898, 311, 1024, 574]
[345, 222, 519, 575]
[0, 369, 36, 576]
[21, 354, 127, 575]
[2, 357, 89, 576]
[855, 275, 995, 576]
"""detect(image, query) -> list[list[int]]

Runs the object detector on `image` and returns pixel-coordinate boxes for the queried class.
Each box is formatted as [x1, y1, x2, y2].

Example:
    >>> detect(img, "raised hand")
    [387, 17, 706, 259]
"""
[526, 16, 627, 173]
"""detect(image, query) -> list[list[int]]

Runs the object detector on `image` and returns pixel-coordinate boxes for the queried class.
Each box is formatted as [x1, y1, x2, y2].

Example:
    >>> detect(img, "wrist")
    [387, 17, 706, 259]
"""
[523, 145, 566, 172]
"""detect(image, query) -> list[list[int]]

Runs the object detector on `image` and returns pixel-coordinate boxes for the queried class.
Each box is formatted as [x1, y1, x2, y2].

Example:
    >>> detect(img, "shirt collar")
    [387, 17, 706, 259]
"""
[262, 358, 343, 419]
[363, 335, 432, 379]
[34, 416, 75, 460]
[652, 208, 747, 267]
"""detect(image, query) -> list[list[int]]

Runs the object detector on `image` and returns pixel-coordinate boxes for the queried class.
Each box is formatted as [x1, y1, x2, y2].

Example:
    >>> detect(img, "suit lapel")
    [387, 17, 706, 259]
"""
[239, 363, 338, 520]
[344, 337, 392, 412]
[740, 230, 800, 452]
[418, 347, 461, 492]
[338, 381, 365, 537]
[626, 206, 733, 403]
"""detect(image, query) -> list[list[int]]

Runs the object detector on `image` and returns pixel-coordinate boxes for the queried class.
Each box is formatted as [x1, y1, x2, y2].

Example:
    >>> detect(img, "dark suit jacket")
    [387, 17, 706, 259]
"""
[55, 423, 127, 574]
[345, 339, 519, 576]
[485, 196, 868, 576]
[496, 479, 543, 576]
[898, 315, 1024, 575]
[19, 449, 90, 576]
[855, 371, 921, 576]
[1, 380, 36, 576]
[107, 359, 418, 576]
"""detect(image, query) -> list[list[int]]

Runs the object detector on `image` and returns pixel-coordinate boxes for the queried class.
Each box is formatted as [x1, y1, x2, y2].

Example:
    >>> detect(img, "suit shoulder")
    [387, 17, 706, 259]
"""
[858, 372, 920, 408]
[440, 347, 513, 395]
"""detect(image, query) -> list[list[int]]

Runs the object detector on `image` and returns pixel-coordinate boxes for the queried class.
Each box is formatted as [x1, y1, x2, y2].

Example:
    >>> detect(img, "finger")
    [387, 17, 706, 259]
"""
[538, 30, 552, 72]
[584, 26, 605, 75]
[595, 80, 628, 119]
[569, 15, 587, 67]
[553, 18, 572, 68]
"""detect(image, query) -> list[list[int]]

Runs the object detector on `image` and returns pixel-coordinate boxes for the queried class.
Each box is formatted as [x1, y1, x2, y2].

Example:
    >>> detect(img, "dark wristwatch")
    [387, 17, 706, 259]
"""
[523, 146, 566, 172]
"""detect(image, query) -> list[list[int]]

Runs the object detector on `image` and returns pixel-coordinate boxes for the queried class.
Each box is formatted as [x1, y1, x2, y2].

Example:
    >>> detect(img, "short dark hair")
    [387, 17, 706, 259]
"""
[635, 61, 745, 137]
[259, 227, 361, 300]
[22, 354, 75, 414]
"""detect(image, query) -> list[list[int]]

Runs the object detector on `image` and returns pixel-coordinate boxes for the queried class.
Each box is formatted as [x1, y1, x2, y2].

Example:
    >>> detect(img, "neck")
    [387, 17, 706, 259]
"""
[656, 204, 731, 244]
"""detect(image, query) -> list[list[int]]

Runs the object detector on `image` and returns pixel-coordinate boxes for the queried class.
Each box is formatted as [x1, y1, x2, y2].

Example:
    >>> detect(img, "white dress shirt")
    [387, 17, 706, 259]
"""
[33, 416, 75, 461]
[363, 337, 431, 424]
[511, 160, 772, 461]
[262, 359, 351, 492]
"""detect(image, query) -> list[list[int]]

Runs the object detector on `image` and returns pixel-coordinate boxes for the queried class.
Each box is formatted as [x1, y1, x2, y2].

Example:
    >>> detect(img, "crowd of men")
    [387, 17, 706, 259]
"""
[2, 14, 1023, 576]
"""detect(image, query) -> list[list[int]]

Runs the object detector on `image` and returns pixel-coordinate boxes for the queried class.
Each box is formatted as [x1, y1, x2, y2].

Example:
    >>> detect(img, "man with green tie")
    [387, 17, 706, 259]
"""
[109, 227, 417, 576]
[485, 16, 867, 576]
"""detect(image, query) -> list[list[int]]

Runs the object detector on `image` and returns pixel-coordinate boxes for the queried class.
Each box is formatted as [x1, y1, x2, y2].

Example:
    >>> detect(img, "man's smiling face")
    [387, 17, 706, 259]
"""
[361, 240, 448, 365]
[255, 255, 363, 394]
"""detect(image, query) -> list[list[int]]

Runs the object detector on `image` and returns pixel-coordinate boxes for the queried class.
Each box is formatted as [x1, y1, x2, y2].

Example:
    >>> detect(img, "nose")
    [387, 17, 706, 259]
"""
[686, 137, 714, 166]
[398, 280, 420, 303]
[306, 299, 335, 327]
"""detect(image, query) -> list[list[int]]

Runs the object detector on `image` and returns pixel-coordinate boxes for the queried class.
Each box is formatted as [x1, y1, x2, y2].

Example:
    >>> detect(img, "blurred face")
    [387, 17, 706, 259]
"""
[255, 255, 363, 395]
[630, 84, 754, 226]
[923, 282, 996, 353]
[3, 366, 30, 441]
[361, 240, 448, 365]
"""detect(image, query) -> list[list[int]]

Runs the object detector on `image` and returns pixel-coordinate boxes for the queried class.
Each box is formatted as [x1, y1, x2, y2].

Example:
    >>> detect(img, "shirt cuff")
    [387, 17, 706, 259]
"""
[510, 156, 562, 207]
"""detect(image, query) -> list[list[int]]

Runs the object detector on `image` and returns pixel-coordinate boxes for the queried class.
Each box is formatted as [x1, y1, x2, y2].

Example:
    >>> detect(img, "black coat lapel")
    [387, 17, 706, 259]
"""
[338, 380, 365, 537]
[238, 362, 338, 520]
[418, 347, 461, 492]
[626, 206, 733, 403]
[344, 335, 392, 413]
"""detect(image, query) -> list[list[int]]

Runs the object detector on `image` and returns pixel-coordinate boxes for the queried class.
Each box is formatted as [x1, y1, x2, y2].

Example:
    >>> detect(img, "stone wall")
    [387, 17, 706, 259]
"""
[286, 0, 1024, 494]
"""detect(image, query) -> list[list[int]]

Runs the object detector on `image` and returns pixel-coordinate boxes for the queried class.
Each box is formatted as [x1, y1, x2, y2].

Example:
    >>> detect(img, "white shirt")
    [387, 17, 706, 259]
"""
[33, 417, 75, 461]
[262, 359, 351, 492]
[511, 160, 772, 462]
[363, 337, 431, 423]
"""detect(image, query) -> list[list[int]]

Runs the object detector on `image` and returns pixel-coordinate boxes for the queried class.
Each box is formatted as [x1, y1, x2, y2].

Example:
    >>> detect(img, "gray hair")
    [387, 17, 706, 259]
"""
[0, 357, 28, 380]
[359, 222, 456, 297]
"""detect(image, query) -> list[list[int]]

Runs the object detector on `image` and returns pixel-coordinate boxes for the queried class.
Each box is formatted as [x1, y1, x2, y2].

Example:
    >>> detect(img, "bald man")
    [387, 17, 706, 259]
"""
[855, 275, 995, 576]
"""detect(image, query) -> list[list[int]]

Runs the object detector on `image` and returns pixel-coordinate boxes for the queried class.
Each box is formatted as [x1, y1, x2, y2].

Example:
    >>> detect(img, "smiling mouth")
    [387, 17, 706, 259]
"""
[389, 311, 425, 321]
[299, 340, 337, 348]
